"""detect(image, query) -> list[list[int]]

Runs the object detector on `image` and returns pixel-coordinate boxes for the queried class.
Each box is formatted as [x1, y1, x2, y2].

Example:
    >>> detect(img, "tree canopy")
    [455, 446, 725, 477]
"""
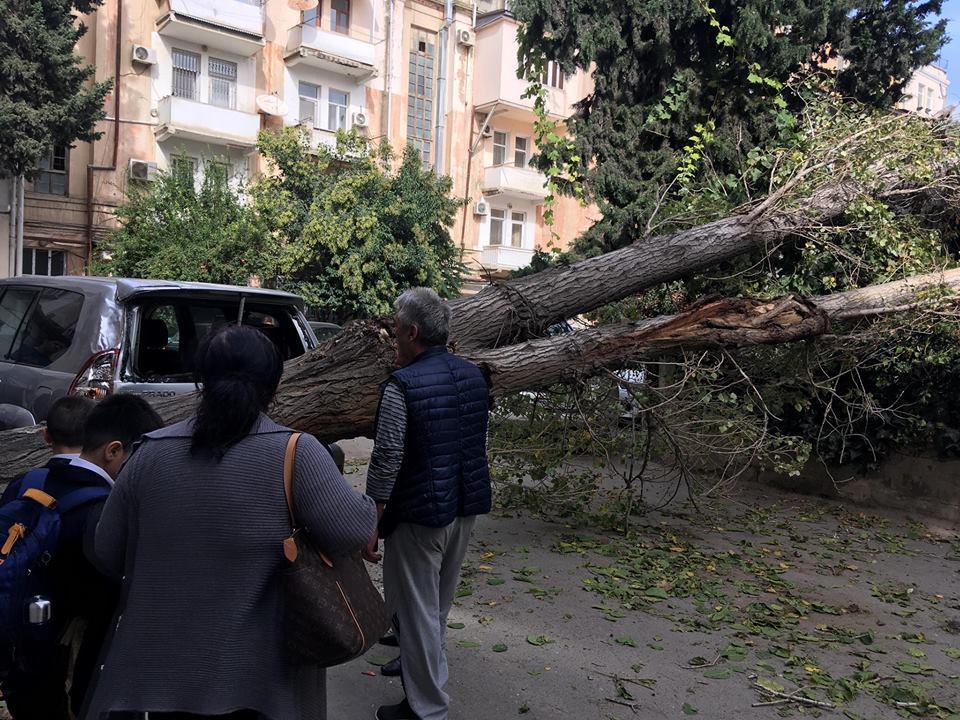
[510, 0, 946, 254]
[96, 131, 464, 322]
[0, 0, 111, 177]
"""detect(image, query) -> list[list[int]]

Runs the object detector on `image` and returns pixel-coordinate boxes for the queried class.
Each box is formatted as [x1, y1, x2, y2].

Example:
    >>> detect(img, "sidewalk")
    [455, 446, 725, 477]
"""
[333, 441, 960, 719]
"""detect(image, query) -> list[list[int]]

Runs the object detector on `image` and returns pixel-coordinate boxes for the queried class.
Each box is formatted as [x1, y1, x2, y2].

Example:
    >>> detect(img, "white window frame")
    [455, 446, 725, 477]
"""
[299, 81, 321, 128]
[492, 131, 508, 166]
[208, 56, 238, 110]
[169, 46, 245, 108]
[22, 248, 66, 276]
[488, 208, 505, 246]
[542, 61, 565, 90]
[514, 136, 529, 168]
[328, 88, 350, 131]
[509, 211, 526, 248]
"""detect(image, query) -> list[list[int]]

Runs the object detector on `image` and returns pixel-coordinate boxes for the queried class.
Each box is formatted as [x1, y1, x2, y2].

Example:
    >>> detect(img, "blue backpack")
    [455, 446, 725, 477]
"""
[0, 468, 110, 674]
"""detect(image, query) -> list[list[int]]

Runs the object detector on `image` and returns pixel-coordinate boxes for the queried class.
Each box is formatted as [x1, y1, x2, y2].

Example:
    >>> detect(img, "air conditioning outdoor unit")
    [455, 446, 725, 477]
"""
[128, 158, 158, 182]
[352, 111, 369, 129]
[457, 29, 475, 47]
[131, 44, 158, 66]
[480, 126, 493, 138]
[473, 200, 490, 216]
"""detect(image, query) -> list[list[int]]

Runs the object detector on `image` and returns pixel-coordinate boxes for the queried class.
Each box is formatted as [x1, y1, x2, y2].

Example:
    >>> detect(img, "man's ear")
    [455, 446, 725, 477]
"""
[105, 440, 125, 461]
[40, 426, 52, 446]
[409, 324, 421, 343]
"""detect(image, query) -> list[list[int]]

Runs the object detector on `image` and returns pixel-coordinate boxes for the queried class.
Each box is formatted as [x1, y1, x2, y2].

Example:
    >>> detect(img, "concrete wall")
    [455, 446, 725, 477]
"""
[897, 64, 950, 116]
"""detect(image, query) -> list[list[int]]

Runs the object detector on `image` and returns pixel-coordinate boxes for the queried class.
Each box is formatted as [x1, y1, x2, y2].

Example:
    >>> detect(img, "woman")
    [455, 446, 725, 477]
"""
[82, 325, 377, 720]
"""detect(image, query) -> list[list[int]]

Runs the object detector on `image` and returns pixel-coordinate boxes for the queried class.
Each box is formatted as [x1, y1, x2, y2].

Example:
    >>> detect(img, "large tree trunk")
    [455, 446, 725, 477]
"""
[1, 269, 956, 481]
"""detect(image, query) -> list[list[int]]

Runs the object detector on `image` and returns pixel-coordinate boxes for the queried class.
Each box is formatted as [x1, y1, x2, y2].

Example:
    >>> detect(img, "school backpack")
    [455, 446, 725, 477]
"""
[0, 468, 110, 676]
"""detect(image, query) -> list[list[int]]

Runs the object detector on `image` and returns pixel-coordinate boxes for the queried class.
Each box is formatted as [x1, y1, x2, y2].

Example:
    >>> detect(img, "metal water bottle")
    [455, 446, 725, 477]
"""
[27, 596, 51, 625]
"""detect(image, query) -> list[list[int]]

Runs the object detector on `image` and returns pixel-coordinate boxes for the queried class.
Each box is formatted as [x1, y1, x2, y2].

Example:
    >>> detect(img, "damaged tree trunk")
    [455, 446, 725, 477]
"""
[1, 269, 956, 481]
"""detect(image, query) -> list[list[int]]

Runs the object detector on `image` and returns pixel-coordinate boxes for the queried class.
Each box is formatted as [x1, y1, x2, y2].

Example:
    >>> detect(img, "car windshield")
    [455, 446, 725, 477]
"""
[129, 297, 307, 381]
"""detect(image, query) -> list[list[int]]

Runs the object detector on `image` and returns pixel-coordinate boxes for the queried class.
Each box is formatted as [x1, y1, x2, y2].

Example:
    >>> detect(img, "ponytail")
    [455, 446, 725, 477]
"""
[191, 325, 283, 459]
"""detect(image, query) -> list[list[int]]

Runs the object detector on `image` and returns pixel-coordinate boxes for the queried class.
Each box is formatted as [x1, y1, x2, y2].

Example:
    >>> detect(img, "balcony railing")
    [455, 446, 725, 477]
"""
[480, 245, 534, 271]
[481, 165, 548, 201]
[155, 95, 260, 147]
[158, 0, 264, 56]
[286, 23, 377, 78]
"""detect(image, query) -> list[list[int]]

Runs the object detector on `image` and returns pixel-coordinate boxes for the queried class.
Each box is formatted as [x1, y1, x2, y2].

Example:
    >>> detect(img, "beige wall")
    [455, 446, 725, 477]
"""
[21, 0, 597, 286]
[897, 64, 950, 116]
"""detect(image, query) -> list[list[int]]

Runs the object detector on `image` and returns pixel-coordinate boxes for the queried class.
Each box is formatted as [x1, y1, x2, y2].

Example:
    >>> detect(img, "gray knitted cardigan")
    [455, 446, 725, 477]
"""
[81, 416, 377, 720]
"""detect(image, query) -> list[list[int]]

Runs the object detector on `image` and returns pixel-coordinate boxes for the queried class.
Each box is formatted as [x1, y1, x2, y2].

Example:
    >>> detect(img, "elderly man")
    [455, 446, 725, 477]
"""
[364, 287, 491, 720]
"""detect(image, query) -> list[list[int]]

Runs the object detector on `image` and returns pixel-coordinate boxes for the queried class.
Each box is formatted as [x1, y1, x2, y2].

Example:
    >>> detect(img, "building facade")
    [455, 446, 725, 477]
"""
[896, 63, 950, 117]
[0, 0, 597, 283]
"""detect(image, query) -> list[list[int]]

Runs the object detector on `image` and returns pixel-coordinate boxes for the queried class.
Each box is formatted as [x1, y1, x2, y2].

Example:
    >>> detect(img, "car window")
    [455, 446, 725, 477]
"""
[0, 288, 39, 361]
[132, 298, 307, 381]
[7, 288, 84, 367]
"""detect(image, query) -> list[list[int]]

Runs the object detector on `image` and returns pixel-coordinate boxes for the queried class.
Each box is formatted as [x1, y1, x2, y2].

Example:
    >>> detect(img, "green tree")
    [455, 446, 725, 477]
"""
[0, 0, 112, 177]
[93, 160, 261, 284]
[510, 0, 945, 254]
[251, 129, 464, 321]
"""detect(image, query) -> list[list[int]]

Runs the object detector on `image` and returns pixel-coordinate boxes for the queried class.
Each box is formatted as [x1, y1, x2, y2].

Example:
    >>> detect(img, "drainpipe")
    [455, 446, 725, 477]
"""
[86, 0, 123, 273]
[433, 0, 453, 173]
[15, 178, 23, 276]
[383, 0, 395, 140]
[8, 177, 18, 277]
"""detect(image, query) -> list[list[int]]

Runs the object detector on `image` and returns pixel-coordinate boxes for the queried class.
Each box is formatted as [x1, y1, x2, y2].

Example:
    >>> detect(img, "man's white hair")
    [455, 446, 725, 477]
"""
[394, 287, 451, 346]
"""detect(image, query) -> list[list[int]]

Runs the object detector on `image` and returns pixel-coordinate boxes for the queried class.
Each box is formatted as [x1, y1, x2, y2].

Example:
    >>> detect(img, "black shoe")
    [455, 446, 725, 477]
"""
[376, 698, 419, 720]
[379, 633, 400, 647]
[381, 656, 401, 677]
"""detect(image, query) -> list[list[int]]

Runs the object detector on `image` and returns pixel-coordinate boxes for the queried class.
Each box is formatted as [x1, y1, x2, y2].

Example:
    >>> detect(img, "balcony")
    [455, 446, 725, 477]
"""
[155, 96, 260, 148]
[285, 24, 377, 78]
[157, 0, 265, 57]
[481, 165, 548, 202]
[480, 245, 534, 271]
[472, 17, 578, 121]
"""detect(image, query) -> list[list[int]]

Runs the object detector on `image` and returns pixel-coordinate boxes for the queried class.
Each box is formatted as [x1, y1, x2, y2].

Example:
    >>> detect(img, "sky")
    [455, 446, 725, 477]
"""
[938, 0, 960, 105]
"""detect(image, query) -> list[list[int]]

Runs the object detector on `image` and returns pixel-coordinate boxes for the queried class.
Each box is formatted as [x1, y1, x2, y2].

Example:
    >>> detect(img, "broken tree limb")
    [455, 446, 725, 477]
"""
[448, 181, 867, 349]
[0, 268, 957, 481]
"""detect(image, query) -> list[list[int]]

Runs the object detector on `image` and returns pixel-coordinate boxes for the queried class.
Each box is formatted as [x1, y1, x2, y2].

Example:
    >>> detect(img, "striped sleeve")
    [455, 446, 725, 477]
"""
[365, 381, 407, 503]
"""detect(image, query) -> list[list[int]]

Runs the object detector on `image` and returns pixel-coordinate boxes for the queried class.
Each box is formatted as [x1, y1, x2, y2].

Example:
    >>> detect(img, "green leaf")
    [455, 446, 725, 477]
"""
[682, 702, 699, 715]
[526, 634, 553, 646]
[487, 578, 506, 586]
[703, 668, 732, 680]
[945, 648, 960, 659]
[895, 661, 932, 675]
[644, 587, 670, 600]
[492, 643, 508, 653]
[366, 655, 391, 666]
[616, 636, 637, 647]
[447, 622, 465, 630]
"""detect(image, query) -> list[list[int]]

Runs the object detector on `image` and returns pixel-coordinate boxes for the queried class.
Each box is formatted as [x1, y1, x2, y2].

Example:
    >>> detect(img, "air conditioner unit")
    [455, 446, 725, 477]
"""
[480, 126, 493, 138]
[473, 200, 490, 216]
[128, 158, 158, 182]
[131, 44, 157, 66]
[352, 111, 369, 129]
[457, 29, 475, 47]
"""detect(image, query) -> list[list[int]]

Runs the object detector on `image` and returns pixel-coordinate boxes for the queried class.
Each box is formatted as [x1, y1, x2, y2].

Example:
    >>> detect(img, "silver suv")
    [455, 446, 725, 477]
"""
[0, 276, 319, 427]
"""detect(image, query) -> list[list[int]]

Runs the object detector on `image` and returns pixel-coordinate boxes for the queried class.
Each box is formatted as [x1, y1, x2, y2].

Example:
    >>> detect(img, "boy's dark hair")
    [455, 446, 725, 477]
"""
[46, 396, 96, 447]
[82, 394, 165, 452]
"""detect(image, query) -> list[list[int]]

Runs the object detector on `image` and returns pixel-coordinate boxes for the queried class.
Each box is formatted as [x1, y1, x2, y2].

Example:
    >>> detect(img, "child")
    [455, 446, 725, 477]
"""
[0, 394, 163, 720]
[41, 396, 95, 458]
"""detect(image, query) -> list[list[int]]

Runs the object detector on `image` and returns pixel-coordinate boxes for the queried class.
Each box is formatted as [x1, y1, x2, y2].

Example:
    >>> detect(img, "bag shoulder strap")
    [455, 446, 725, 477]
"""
[56, 485, 111, 514]
[283, 433, 302, 530]
[19, 468, 50, 494]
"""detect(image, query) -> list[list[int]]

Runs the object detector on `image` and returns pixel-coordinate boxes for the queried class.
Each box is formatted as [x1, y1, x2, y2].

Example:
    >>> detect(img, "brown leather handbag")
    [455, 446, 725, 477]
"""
[281, 433, 390, 667]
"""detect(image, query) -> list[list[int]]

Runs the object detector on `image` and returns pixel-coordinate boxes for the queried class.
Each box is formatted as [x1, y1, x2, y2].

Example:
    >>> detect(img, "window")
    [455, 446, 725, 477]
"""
[407, 29, 436, 165]
[22, 249, 66, 276]
[492, 131, 508, 166]
[303, 6, 320, 25]
[542, 60, 564, 90]
[172, 48, 201, 101]
[514, 136, 529, 168]
[33, 146, 68, 195]
[209, 57, 238, 109]
[328, 88, 349, 131]
[0, 288, 38, 360]
[510, 211, 525, 248]
[172, 155, 198, 184]
[299, 81, 321, 127]
[8, 288, 83, 367]
[331, 0, 350, 34]
[488, 208, 505, 246]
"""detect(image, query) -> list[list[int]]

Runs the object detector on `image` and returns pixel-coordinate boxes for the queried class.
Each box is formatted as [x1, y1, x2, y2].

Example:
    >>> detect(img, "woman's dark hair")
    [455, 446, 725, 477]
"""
[191, 325, 283, 459]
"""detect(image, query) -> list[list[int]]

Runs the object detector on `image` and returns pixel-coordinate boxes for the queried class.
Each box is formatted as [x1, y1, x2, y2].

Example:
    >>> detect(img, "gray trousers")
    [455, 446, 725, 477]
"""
[383, 516, 477, 720]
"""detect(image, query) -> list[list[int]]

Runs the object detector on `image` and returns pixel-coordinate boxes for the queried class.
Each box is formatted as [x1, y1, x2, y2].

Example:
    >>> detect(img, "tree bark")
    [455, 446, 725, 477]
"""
[1, 268, 956, 481]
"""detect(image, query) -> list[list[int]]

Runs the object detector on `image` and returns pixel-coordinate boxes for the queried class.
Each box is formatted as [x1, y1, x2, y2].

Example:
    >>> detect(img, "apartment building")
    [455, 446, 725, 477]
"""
[0, 0, 597, 283]
[897, 63, 950, 116]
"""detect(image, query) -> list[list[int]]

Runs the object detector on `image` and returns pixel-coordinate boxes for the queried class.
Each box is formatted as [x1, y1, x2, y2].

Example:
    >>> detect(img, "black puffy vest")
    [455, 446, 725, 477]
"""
[380, 347, 491, 536]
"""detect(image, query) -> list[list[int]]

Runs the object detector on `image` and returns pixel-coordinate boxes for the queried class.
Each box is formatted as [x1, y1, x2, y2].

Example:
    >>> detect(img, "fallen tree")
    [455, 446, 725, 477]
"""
[0, 269, 956, 481]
